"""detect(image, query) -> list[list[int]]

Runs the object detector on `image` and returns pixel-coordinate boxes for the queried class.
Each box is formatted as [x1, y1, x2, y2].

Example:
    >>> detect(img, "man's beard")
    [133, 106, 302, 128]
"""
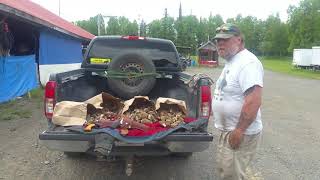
[219, 46, 240, 61]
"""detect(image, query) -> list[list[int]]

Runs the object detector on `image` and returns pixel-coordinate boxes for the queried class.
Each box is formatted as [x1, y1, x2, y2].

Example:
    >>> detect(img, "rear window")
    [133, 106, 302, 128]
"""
[87, 38, 179, 64]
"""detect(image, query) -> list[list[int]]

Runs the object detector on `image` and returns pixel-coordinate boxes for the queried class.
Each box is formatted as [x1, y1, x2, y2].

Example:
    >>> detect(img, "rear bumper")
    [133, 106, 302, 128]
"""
[39, 131, 213, 156]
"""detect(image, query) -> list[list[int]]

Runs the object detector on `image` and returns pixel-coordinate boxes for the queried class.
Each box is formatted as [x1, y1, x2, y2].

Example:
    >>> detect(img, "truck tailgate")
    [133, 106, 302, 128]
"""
[39, 130, 213, 142]
[39, 130, 213, 155]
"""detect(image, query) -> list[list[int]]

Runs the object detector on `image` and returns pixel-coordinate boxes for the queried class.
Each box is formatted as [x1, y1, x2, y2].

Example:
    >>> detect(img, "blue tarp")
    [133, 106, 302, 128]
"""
[0, 55, 39, 103]
[67, 118, 208, 143]
[39, 31, 83, 65]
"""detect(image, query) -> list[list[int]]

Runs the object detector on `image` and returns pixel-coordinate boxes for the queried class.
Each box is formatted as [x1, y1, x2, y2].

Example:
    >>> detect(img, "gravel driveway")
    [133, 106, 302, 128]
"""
[0, 67, 319, 180]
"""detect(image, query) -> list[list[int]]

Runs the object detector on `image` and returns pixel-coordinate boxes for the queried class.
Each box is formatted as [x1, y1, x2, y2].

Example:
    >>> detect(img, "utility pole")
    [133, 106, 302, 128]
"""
[179, 2, 182, 20]
[97, 14, 101, 36]
[58, 0, 61, 16]
[138, 14, 141, 36]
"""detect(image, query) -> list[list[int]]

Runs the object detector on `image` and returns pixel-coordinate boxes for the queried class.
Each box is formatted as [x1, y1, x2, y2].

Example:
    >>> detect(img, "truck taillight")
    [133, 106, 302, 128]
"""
[201, 86, 212, 118]
[44, 81, 57, 119]
[121, 35, 145, 40]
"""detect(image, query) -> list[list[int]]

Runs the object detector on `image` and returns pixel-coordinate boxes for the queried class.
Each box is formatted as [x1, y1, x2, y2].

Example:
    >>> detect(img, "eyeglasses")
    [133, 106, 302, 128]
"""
[213, 38, 233, 44]
[215, 26, 239, 34]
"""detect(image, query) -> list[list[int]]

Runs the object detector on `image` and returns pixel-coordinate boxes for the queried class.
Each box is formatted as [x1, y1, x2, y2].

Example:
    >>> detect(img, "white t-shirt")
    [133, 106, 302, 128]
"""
[212, 49, 264, 135]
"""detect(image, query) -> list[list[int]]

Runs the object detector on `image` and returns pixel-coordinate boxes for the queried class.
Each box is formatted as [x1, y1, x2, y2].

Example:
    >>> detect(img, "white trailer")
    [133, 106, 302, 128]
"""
[293, 49, 313, 68]
[311, 46, 320, 70]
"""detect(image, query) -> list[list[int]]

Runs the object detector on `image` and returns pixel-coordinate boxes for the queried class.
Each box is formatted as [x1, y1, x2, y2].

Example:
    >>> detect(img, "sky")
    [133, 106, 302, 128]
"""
[31, 0, 301, 23]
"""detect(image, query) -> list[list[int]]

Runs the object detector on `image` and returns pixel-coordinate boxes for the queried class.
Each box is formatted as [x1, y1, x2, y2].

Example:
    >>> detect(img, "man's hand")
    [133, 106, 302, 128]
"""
[228, 128, 245, 149]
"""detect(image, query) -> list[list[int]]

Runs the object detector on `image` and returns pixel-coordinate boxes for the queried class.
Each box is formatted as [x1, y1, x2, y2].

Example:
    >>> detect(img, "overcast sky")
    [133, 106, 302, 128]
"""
[31, 0, 301, 23]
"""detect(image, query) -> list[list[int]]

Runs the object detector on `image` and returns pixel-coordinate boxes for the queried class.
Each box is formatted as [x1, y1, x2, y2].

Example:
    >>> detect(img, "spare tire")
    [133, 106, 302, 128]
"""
[107, 53, 156, 99]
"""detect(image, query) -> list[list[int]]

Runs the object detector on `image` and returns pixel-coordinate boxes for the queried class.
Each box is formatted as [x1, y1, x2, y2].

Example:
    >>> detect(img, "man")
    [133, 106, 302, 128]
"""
[212, 23, 264, 180]
[0, 21, 13, 57]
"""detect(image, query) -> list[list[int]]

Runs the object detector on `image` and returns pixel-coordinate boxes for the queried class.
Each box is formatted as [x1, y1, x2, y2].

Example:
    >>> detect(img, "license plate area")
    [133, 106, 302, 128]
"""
[114, 142, 145, 146]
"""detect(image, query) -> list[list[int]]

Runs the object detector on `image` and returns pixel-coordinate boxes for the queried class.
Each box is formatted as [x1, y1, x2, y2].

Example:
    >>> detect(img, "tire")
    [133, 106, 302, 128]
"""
[107, 53, 156, 99]
[181, 62, 187, 71]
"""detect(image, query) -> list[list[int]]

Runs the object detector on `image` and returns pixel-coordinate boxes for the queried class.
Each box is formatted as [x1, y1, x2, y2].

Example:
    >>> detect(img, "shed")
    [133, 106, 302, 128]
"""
[0, 0, 94, 102]
[197, 41, 218, 67]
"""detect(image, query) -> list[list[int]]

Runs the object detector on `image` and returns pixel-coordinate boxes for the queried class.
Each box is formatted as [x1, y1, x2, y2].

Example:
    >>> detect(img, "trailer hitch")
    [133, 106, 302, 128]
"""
[125, 156, 134, 176]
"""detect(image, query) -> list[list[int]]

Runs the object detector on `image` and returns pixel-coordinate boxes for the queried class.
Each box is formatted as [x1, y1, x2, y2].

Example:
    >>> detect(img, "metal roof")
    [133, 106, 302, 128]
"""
[0, 0, 94, 41]
[198, 41, 217, 51]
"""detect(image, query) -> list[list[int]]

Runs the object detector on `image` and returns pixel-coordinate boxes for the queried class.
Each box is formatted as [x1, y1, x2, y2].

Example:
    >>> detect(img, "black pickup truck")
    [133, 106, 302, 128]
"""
[39, 36, 213, 175]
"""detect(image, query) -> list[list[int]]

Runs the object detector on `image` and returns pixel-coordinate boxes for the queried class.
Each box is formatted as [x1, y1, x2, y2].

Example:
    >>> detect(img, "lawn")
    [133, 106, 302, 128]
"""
[260, 58, 320, 80]
[0, 88, 43, 121]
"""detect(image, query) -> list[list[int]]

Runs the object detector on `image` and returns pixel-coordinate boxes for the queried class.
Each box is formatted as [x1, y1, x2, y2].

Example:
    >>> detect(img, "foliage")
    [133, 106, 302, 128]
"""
[287, 0, 320, 52]
[175, 15, 200, 52]
[261, 14, 289, 56]
[74, 0, 320, 57]
[147, 9, 176, 42]
[75, 15, 106, 35]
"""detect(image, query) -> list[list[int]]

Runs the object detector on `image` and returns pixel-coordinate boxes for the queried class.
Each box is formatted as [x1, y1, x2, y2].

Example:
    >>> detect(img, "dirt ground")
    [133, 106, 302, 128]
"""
[0, 67, 319, 180]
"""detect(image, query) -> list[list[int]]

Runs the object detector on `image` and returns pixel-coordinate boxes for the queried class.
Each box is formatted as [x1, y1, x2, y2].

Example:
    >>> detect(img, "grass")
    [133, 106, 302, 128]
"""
[29, 88, 44, 100]
[260, 57, 320, 80]
[0, 101, 32, 121]
[0, 88, 44, 121]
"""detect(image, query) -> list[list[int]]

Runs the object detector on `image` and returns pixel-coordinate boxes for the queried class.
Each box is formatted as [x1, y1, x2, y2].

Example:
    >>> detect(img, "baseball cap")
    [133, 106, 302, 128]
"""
[214, 23, 241, 39]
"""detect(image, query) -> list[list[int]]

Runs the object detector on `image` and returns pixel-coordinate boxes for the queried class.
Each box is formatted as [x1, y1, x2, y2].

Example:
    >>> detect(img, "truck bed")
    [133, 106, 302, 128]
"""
[54, 69, 199, 118]
[39, 68, 213, 156]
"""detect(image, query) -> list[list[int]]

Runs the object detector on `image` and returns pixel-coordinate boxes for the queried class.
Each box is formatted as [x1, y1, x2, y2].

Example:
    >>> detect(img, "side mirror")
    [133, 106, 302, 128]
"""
[82, 47, 87, 57]
[82, 47, 87, 56]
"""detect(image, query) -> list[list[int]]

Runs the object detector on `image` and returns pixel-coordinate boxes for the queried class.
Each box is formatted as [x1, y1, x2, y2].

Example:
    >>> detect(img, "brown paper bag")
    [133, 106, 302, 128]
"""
[52, 101, 87, 126]
[122, 96, 155, 114]
[85, 92, 124, 114]
[155, 97, 187, 115]
[52, 93, 124, 126]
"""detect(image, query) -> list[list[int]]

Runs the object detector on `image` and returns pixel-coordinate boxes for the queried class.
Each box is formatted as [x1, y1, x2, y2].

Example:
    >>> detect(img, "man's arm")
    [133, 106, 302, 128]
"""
[236, 85, 262, 131]
[228, 85, 262, 149]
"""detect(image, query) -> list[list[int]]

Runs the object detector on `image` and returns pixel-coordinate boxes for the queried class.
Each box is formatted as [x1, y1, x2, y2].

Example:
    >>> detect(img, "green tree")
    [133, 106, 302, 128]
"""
[287, 0, 320, 52]
[261, 14, 289, 56]
[147, 9, 175, 42]
[208, 14, 224, 41]
[106, 17, 120, 35]
[75, 15, 105, 35]
[74, 3, 320, 58]
[227, 15, 265, 55]
[147, 20, 162, 38]
[126, 20, 139, 35]
[197, 17, 209, 46]
[175, 15, 199, 53]
[105, 17, 138, 36]
[160, 9, 176, 42]
[139, 20, 147, 36]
